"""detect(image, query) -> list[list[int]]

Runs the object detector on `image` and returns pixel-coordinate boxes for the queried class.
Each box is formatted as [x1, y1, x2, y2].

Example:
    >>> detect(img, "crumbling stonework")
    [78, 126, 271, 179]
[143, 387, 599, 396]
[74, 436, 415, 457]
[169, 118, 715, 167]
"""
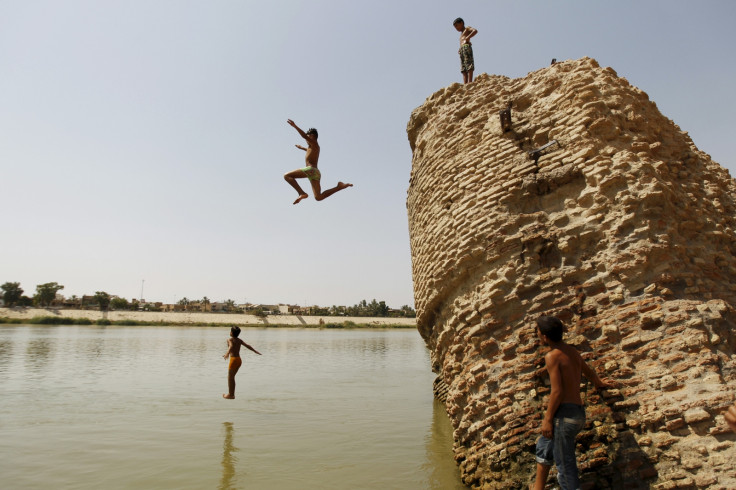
[406, 57, 736, 489]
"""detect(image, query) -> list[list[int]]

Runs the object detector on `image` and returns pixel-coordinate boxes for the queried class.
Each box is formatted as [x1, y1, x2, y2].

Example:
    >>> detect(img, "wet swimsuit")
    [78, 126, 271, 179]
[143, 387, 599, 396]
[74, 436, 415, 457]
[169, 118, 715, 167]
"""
[459, 44, 474, 73]
[228, 356, 242, 370]
[302, 166, 321, 181]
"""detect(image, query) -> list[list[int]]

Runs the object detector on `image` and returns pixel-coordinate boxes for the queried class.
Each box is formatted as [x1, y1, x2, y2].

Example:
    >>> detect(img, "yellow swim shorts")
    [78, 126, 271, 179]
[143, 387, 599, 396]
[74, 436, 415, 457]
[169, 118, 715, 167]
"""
[228, 357, 242, 370]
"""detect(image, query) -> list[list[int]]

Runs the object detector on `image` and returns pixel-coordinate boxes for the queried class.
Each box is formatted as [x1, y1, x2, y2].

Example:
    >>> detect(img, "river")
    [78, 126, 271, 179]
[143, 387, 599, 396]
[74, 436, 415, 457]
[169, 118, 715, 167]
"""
[0, 325, 465, 489]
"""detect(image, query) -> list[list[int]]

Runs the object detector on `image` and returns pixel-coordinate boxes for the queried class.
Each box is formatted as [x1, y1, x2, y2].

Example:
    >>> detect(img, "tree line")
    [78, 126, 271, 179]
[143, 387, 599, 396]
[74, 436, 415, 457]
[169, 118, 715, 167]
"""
[1, 282, 416, 318]
[316, 299, 416, 318]
[0, 282, 115, 310]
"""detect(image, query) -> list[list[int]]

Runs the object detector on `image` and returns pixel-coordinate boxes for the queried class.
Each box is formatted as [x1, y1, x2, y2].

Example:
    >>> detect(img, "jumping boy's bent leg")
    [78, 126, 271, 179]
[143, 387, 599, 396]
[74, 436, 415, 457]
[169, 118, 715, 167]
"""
[311, 180, 353, 201]
[284, 169, 310, 204]
[223, 357, 242, 399]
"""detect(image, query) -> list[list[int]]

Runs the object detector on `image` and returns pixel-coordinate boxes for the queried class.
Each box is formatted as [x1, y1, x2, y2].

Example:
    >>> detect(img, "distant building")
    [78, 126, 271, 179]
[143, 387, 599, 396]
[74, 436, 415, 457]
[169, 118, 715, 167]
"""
[211, 302, 229, 312]
[289, 305, 317, 316]
[160, 303, 186, 312]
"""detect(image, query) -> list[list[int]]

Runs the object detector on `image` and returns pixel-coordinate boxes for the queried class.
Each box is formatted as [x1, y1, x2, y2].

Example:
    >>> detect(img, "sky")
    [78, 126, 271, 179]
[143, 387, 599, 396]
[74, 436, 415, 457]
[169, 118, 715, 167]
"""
[2, 1, 735, 308]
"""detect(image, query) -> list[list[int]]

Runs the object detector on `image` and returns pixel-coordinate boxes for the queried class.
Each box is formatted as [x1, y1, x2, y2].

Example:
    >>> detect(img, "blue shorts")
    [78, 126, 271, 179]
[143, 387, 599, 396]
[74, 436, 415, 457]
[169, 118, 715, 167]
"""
[536, 403, 586, 490]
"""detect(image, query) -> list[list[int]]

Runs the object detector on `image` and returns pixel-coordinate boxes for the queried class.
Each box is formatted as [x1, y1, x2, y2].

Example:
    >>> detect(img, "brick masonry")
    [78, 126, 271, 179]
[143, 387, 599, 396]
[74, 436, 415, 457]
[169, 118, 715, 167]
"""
[406, 57, 736, 489]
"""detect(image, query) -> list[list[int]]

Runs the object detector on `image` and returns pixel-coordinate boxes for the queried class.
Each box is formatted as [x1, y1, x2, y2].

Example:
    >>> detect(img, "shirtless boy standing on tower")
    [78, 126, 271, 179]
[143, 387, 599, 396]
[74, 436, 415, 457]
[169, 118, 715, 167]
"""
[533, 316, 616, 490]
[453, 17, 477, 84]
[283, 119, 353, 205]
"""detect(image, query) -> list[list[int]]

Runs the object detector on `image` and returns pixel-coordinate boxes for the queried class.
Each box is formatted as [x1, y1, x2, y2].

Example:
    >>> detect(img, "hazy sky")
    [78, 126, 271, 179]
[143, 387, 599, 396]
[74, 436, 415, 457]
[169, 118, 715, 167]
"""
[2, 1, 735, 308]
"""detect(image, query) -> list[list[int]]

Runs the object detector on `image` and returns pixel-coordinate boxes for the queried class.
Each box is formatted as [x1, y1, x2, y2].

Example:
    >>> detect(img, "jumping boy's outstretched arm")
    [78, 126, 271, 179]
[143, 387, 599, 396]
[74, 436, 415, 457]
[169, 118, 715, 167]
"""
[239, 339, 262, 355]
[287, 119, 314, 144]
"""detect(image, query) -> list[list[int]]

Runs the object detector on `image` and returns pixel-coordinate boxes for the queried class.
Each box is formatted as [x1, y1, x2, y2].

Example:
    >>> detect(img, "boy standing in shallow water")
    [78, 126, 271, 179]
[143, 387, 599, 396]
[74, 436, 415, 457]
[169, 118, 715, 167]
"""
[283, 119, 353, 205]
[533, 316, 616, 490]
[453, 17, 477, 84]
[223, 326, 261, 399]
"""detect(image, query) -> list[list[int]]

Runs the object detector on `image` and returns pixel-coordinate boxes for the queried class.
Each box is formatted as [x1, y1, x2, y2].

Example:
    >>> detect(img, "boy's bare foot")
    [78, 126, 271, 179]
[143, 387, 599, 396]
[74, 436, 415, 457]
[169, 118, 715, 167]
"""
[337, 182, 353, 190]
[223, 393, 234, 399]
[293, 194, 308, 205]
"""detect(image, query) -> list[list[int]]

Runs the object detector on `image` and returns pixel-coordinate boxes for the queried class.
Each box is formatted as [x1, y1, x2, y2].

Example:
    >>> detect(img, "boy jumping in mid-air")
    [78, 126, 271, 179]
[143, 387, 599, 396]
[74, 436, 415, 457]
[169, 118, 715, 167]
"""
[453, 17, 477, 84]
[533, 316, 616, 490]
[223, 326, 261, 399]
[283, 119, 353, 205]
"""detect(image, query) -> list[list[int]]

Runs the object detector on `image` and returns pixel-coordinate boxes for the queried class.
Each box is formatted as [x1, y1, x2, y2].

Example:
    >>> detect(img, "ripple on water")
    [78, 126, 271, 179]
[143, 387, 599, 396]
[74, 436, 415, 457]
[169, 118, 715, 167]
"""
[0, 325, 465, 489]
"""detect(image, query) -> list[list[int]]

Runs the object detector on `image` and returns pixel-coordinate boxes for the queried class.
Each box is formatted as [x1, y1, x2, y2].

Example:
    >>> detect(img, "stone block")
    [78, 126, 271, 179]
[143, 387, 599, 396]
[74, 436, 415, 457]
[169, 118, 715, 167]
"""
[407, 57, 736, 489]
[683, 408, 711, 424]
[665, 418, 685, 431]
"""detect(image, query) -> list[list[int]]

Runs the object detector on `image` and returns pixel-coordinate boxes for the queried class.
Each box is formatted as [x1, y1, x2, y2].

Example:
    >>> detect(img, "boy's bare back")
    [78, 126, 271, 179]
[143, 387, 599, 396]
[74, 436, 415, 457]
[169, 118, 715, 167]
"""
[227, 337, 244, 356]
[224, 333, 261, 360]
[545, 344, 585, 405]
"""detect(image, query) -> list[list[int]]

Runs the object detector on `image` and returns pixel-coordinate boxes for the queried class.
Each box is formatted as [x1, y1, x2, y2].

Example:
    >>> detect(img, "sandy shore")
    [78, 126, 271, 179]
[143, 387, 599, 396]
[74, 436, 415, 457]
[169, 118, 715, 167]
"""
[0, 307, 417, 327]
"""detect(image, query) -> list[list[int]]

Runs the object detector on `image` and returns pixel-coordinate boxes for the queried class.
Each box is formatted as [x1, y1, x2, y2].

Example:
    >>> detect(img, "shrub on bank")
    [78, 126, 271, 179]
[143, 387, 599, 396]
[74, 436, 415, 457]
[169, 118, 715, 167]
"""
[0, 316, 415, 329]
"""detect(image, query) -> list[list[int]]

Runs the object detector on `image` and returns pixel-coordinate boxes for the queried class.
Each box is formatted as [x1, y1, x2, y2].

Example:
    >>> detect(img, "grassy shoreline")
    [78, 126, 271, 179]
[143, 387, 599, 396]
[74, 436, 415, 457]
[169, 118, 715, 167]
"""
[0, 315, 416, 329]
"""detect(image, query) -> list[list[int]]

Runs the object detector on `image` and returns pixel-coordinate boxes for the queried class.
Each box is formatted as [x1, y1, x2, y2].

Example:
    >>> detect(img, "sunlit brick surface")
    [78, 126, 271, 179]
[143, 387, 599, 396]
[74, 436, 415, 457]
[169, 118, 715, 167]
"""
[407, 58, 736, 489]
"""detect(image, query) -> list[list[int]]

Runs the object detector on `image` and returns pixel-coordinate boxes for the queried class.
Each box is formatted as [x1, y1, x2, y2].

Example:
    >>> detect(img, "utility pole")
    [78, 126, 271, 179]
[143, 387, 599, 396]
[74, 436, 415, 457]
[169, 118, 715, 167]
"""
[140, 279, 145, 303]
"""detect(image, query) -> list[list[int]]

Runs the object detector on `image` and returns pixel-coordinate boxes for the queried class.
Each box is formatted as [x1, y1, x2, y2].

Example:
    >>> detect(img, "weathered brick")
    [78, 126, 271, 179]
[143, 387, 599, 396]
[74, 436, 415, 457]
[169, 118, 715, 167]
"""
[683, 407, 711, 424]
[407, 57, 736, 489]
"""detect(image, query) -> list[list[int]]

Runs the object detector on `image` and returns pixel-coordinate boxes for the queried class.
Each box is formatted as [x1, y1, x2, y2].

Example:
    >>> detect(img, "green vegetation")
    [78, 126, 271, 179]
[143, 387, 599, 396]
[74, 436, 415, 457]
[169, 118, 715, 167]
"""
[94, 291, 111, 311]
[110, 297, 130, 310]
[1, 280, 416, 319]
[1, 282, 24, 307]
[0, 316, 414, 329]
[34, 282, 64, 307]
[324, 299, 415, 318]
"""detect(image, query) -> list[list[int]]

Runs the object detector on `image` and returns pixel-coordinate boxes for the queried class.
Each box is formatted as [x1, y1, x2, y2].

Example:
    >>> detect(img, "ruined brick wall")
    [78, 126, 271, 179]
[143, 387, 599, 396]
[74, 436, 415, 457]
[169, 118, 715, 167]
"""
[406, 57, 736, 489]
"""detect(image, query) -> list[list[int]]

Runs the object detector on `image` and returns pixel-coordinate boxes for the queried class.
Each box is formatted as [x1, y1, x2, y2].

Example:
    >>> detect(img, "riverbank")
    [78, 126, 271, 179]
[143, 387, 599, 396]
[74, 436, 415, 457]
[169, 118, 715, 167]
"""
[0, 307, 417, 328]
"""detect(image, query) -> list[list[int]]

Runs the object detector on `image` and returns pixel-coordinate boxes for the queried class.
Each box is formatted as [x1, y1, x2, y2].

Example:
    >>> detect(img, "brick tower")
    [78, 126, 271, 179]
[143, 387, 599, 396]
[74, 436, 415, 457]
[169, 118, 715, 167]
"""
[407, 57, 736, 488]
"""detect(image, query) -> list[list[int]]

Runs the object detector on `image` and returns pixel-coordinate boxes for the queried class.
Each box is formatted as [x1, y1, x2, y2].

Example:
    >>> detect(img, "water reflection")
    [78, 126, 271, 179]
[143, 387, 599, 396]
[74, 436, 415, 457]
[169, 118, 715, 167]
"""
[220, 422, 238, 490]
[425, 399, 467, 488]
[2, 326, 465, 489]
[0, 340, 13, 373]
[25, 338, 54, 374]
[76, 337, 105, 361]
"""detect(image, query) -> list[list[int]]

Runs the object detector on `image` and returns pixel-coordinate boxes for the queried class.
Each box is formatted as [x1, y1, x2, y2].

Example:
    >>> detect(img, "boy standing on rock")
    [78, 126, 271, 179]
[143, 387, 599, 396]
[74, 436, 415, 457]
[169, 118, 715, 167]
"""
[532, 316, 616, 490]
[283, 119, 353, 205]
[453, 17, 477, 84]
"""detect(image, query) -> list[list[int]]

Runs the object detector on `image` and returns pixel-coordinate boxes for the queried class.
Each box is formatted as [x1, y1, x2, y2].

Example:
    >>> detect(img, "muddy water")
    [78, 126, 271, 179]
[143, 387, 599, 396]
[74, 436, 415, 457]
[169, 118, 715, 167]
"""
[0, 325, 465, 489]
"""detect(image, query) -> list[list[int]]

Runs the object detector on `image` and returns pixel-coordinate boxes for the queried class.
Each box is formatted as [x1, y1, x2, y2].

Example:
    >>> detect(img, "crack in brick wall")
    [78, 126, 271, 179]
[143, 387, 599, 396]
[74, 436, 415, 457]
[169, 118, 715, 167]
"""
[406, 57, 736, 489]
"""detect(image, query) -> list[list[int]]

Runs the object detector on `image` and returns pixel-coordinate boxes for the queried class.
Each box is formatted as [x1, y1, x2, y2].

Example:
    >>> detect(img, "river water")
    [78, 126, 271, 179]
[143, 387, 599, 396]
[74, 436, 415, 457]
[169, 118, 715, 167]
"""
[0, 325, 465, 489]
